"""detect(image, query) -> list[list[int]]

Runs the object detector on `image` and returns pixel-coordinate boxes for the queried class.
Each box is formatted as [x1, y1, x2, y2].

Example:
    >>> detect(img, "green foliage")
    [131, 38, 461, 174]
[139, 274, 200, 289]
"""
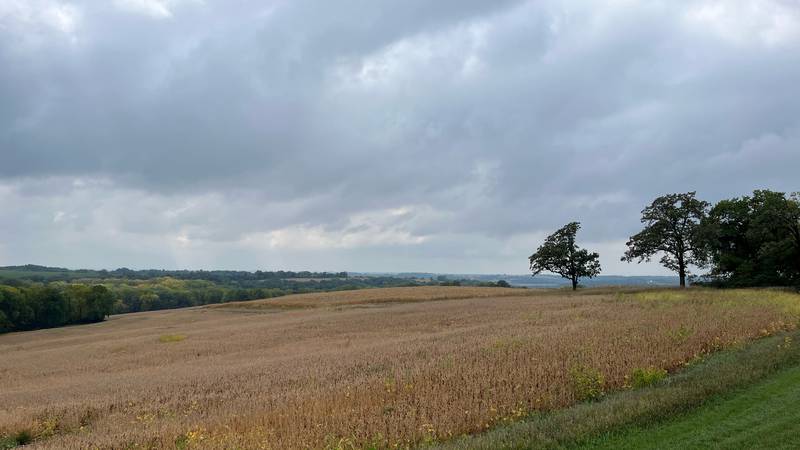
[174, 434, 189, 450]
[570, 365, 606, 401]
[0, 265, 349, 283]
[622, 192, 709, 287]
[626, 190, 800, 289]
[0, 429, 35, 449]
[158, 334, 187, 343]
[13, 431, 31, 446]
[0, 310, 11, 333]
[0, 284, 114, 333]
[0, 269, 481, 334]
[700, 190, 800, 287]
[28, 286, 68, 328]
[0, 435, 18, 450]
[629, 367, 667, 389]
[529, 222, 602, 290]
[586, 362, 800, 449]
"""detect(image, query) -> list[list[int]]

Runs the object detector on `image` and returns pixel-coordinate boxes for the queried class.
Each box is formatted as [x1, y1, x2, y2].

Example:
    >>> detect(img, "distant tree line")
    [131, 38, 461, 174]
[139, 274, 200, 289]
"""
[3, 189, 796, 331]
[103, 277, 393, 313]
[437, 279, 512, 288]
[0, 274, 439, 333]
[531, 189, 800, 289]
[0, 271, 521, 333]
[0, 266, 348, 283]
[0, 284, 114, 333]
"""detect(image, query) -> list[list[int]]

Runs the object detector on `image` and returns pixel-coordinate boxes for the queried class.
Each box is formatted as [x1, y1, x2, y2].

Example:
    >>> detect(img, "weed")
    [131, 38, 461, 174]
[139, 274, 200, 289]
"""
[158, 334, 186, 343]
[0, 436, 18, 450]
[570, 365, 605, 401]
[174, 434, 189, 450]
[629, 367, 668, 388]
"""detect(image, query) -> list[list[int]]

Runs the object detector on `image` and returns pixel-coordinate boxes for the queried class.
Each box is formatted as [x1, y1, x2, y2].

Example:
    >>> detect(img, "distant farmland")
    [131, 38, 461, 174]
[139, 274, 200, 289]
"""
[1, 286, 799, 448]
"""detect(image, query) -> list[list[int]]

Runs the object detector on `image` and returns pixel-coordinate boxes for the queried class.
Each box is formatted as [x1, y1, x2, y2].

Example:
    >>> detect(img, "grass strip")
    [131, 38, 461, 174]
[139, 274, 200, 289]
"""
[580, 361, 800, 449]
[434, 331, 800, 449]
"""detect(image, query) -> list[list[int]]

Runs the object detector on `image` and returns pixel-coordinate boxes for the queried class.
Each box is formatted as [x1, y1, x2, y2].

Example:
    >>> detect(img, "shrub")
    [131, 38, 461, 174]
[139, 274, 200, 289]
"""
[570, 365, 605, 401]
[14, 430, 32, 446]
[174, 434, 189, 450]
[630, 367, 668, 388]
[0, 429, 35, 448]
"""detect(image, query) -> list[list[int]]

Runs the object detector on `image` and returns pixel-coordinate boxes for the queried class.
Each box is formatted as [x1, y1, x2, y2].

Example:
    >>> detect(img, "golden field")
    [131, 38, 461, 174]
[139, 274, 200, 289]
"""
[1, 286, 799, 449]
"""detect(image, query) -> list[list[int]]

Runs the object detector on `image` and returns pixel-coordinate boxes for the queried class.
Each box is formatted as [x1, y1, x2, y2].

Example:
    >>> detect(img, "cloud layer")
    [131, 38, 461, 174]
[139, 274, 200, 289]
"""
[1, 0, 799, 274]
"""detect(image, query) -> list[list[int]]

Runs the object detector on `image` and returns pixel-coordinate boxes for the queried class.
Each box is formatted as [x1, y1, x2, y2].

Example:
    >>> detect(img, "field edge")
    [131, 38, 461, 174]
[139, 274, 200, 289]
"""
[434, 330, 800, 449]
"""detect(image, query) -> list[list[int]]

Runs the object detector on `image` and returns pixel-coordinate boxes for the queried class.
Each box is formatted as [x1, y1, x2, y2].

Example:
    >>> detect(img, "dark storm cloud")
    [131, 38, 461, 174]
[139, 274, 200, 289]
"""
[1, 0, 799, 273]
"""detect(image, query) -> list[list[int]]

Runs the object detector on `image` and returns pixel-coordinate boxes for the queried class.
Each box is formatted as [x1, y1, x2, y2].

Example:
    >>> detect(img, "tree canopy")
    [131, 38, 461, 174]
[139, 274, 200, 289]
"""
[0, 284, 114, 333]
[700, 190, 800, 287]
[622, 192, 709, 287]
[529, 222, 601, 290]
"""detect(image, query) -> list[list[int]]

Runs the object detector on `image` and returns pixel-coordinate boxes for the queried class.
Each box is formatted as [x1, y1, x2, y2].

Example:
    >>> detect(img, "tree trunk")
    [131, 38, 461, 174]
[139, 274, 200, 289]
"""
[678, 264, 686, 288]
[572, 277, 578, 291]
[791, 224, 800, 278]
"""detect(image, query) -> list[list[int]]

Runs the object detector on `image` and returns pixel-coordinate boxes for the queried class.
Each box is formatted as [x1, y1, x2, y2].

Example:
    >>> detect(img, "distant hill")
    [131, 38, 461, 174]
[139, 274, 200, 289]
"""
[0, 265, 348, 282]
[0, 265, 677, 288]
[0, 265, 106, 281]
[352, 272, 678, 288]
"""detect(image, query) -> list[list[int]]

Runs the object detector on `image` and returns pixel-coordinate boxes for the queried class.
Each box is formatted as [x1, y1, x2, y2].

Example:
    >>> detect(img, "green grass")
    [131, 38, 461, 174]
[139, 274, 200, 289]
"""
[627, 288, 800, 317]
[158, 334, 187, 343]
[0, 430, 32, 449]
[581, 363, 800, 449]
[0, 436, 18, 450]
[434, 331, 800, 450]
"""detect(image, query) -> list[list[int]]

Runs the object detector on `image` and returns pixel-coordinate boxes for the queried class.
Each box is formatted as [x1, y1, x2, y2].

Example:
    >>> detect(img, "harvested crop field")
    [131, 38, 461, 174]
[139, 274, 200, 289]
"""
[1, 286, 799, 449]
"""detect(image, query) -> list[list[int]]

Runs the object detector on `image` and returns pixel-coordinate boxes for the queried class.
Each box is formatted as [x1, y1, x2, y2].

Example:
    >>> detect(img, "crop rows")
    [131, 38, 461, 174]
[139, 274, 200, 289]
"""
[1, 287, 797, 449]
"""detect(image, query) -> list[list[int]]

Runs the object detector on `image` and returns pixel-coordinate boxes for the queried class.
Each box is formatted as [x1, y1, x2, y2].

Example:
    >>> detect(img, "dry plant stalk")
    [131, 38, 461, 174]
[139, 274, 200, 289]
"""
[1, 286, 797, 449]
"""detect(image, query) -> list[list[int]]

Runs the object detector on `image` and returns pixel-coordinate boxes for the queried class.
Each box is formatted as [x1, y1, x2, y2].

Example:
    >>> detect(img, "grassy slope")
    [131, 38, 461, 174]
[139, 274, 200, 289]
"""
[435, 331, 800, 450]
[581, 363, 800, 449]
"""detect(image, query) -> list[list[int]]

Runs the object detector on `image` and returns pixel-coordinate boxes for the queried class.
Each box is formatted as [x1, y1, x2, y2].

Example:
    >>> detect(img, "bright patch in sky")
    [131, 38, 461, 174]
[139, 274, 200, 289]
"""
[0, 0, 798, 274]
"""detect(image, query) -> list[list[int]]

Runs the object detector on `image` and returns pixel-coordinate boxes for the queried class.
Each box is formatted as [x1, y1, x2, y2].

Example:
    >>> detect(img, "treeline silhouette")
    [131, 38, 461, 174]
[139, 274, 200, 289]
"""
[0, 272, 443, 333]
[0, 265, 348, 283]
[530, 189, 799, 289]
[101, 276, 416, 313]
[0, 284, 114, 333]
[621, 189, 800, 288]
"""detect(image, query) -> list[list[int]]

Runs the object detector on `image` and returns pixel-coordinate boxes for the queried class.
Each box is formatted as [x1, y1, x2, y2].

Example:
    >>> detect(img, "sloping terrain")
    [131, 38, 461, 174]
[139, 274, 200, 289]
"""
[1, 287, 798, 448]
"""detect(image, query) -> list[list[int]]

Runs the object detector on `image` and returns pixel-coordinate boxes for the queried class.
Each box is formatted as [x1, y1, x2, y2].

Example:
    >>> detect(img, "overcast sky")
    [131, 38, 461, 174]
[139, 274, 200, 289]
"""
[1, 0, 799, 275]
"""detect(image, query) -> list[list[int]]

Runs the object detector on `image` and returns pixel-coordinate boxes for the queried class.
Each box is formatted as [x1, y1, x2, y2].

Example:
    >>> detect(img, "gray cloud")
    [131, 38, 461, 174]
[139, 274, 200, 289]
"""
[1, 0, 799, 274]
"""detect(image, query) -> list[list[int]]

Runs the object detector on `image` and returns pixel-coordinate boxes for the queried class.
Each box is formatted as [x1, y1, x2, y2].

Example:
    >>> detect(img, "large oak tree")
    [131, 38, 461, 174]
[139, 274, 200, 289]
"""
[701, 190, 800, 286]
[622, 192, 709, 287]
[529, 222, 601, 290]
